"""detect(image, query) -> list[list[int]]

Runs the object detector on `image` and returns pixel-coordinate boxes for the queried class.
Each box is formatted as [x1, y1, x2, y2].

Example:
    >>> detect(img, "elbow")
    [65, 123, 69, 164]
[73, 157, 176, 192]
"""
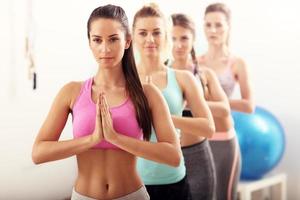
[169, 151, 181, 167]
[231, 100, 255, 114]
[220, 106, 231, 117]
[246, 107, 254, 114]
[166, 145, 181, 167]
[32, 145, 43, 165]
[206, 122, 216, 138]
[248, 103, 255, 114]
[223, 103, 231, 116]
[218, 102, 231, 117]
[32, 151, 41, 165]
[245, 102, 255, 114]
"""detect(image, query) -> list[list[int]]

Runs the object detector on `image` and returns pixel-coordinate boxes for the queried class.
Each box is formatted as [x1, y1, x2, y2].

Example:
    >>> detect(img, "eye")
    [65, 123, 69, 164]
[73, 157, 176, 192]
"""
[181, 36, 189, 41]
[92, 38, 101, 43]
[216, 23, 223, 28]
[153, 31, 161, 36]
[205, 23, 211, 28]
[139, 31, 147, 36]
[172, 37, 176, 41]
[109, 37, 119, 42]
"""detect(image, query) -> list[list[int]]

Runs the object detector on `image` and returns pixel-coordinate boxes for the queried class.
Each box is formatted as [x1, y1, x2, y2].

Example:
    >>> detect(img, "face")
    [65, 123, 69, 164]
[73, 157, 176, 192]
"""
[172, 25, 194, 60]
[133, 17, 166, 58]
[89, 18, 130, 68]
[204, 12, 229, 45]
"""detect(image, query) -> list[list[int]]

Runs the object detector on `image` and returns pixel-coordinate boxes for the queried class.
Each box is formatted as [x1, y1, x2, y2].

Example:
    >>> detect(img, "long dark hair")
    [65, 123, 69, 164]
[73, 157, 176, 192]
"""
[171, 13, 207, 91]
[171, 14, 198, 75]
[87, 4, 152, 140]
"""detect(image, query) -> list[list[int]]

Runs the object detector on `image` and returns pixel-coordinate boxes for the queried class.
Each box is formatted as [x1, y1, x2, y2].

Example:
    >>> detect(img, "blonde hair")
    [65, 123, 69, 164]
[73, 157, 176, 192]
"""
[205, 3, 231, 46]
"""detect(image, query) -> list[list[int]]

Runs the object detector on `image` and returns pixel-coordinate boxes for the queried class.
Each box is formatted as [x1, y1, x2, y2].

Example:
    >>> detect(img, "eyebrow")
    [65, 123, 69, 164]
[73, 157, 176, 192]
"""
[138, 28, 161, 31]
[91, 34, 119, 38]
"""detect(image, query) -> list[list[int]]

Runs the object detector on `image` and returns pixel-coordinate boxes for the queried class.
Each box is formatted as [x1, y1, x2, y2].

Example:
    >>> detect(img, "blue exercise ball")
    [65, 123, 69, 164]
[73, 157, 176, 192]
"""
[232, 106, 285, 180]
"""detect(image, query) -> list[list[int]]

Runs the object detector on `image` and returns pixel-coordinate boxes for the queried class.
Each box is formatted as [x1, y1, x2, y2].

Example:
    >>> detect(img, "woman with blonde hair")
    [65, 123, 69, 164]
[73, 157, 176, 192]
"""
[132, 3, 215, 200]
[198, 3, 254, 199]
[199, 3, 254, 113]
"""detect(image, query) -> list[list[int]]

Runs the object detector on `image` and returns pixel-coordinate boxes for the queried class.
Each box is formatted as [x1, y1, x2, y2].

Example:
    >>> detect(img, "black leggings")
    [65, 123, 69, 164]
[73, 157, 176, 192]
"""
[145, 176, 192, 200]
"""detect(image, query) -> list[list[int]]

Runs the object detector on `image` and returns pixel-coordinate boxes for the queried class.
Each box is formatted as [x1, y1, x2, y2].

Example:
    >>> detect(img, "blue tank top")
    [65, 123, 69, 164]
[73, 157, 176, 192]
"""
[137, 67, 186, 185]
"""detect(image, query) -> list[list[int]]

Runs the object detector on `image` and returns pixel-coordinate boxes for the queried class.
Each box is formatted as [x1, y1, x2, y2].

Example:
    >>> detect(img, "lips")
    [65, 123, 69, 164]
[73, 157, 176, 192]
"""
[100, 57, 113, 59]
[175, 50, 185, 54]
[145, 46, 156, 49]
[175, 52, 185, 57]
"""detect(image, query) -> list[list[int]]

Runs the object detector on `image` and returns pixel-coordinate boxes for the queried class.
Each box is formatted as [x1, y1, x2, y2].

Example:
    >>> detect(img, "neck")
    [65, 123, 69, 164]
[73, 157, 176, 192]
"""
[207, 44, 229, 59]
[138, 55, 165, 75]
[94, 63, 126, 88]
[172, 56, 190, 70]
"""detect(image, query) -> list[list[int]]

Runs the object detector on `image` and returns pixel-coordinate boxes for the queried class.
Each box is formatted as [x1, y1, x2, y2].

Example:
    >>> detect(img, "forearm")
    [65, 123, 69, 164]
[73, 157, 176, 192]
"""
[32, 135, 95, 164]
[110, 134, 181, 167]
[229, 99, 255, 113]
[172, 116, 215, 138]
[207, 101, 230, 117]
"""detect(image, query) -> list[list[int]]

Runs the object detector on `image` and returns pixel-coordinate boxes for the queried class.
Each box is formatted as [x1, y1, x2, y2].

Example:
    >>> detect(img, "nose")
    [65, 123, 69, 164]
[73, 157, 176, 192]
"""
[174, 41, 182, 49]
[100, 41, 111, 53]
[146, 34, 154, 43]
[209, 26, 217, 33]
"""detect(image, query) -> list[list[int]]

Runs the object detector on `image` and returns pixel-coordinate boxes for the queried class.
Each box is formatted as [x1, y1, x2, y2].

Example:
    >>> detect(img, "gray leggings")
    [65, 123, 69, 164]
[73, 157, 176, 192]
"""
[71, 186, 150, 200]
[209, 137, 241, 200]
[182, 139, 217, 200]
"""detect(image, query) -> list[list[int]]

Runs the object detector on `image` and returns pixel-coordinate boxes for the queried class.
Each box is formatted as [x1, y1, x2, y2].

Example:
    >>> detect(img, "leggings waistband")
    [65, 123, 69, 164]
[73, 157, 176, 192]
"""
[181, 138, 209, 154]
[71, 185, 150, 200]
[209, 128, 236, 141]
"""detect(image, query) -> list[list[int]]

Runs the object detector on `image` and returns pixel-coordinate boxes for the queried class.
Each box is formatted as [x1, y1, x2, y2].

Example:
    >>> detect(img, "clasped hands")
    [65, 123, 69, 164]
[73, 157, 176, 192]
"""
[91, 93, 118, 144]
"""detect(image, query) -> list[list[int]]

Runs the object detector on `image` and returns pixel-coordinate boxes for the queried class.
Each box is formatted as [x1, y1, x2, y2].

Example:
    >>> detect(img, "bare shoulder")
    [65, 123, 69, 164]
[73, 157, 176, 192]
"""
[142, 83, 161, 98]
[62, 81, 81, 90]
[58, 81, 83, 108]
[60, 81, 82, 96]
[197, 54, 206, 65]
[172, 69, 200, 95]
[197, 55, 209, 70]
[173, 68, 194, 81]
[142, 83, 164, 108]
[232, 56, 248, 72]
[200, 67, 216, 78]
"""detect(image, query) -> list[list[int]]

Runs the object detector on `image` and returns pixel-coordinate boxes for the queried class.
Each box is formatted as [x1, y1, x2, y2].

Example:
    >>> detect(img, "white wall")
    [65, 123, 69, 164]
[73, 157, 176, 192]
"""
[1, 0, 300, 199]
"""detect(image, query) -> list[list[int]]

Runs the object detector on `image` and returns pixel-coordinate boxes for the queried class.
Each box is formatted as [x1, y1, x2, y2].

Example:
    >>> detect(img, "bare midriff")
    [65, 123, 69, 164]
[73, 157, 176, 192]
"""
[74, 149, 142, 199]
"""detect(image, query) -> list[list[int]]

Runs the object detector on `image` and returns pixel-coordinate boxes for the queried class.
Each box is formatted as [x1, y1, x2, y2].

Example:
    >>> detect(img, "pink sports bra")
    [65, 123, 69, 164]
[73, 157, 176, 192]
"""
[199, 55, 237, 97]
[72, 77, 143, 149]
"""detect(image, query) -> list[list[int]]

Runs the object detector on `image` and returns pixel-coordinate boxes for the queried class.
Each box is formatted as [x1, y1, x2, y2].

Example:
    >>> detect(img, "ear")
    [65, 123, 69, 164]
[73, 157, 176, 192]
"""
[125, 36, 132, 49]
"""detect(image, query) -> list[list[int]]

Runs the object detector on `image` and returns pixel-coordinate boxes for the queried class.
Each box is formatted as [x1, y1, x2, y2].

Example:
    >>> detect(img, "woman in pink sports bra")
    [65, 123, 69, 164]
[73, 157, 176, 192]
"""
[32, 4, 181, 200]
[199, 3, 255, 114]
[199, 3, 255, 200]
